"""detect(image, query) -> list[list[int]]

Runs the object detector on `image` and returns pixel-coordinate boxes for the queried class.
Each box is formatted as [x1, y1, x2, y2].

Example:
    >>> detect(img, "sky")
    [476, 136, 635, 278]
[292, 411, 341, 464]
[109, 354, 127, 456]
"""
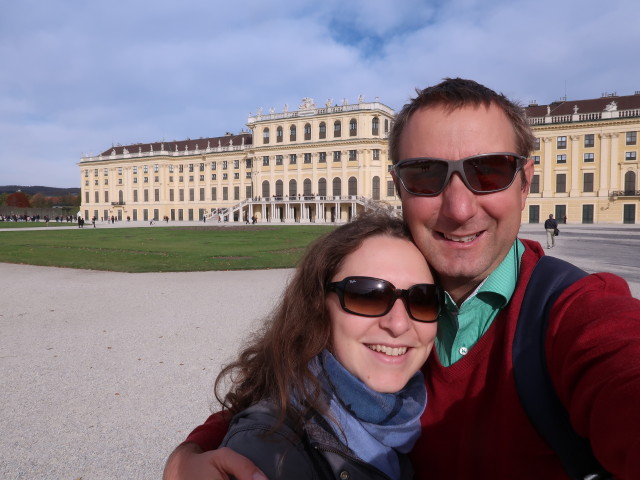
[1, 0, 639, 188]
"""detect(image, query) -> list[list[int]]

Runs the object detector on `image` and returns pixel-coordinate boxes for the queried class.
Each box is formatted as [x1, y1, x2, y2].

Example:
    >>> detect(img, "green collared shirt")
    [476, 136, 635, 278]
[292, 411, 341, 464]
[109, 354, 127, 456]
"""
[435, 239, 524, 366]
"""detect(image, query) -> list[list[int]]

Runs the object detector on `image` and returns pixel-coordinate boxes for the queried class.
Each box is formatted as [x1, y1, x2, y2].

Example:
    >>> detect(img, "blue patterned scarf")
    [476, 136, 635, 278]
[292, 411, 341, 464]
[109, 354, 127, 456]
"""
[310, 349, 426, 479]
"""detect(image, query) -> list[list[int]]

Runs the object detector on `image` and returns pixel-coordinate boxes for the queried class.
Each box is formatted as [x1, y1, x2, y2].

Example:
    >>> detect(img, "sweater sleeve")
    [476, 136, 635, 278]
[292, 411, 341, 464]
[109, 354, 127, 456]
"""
[546, 272, 640, 478]
[183, 412, 230, 452]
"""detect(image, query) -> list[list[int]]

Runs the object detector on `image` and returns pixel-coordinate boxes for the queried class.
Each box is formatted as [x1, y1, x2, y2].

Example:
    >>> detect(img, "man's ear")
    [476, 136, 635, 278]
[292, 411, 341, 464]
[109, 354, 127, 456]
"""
[391, 170, 403, 199]
[520, 157, 534, 209]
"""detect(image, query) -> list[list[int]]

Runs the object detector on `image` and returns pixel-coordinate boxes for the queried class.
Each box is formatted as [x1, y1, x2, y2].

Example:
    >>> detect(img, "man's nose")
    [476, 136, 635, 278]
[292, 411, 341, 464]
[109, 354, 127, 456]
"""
[438, 173, 478, 223]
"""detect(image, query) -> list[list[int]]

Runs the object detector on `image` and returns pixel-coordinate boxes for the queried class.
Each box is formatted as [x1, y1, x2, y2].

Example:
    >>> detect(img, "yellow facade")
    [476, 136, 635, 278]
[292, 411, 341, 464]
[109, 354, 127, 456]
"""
[79, 93, 640, 224]
[525, 94, 640, 224]
[78, 98, 397, 223]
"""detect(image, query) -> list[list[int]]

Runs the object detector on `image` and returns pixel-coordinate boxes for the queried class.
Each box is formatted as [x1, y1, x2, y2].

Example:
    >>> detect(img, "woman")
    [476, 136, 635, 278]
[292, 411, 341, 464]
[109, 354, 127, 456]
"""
[215, 211, 442, 479]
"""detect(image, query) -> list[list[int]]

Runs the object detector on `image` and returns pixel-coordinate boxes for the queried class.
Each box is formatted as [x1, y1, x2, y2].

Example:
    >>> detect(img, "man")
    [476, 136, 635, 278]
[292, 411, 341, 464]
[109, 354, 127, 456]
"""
[544, 213, 558, 248]
[164, 79, 640, 479]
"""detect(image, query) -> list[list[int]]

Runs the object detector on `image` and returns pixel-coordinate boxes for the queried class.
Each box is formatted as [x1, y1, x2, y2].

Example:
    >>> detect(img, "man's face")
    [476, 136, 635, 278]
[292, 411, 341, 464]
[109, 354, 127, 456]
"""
[396, 104, 533, 301]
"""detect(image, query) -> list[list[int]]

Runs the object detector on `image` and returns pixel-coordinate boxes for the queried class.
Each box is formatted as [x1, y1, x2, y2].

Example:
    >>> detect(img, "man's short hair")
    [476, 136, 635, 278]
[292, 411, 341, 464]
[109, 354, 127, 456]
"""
[389, 78, 536, 165]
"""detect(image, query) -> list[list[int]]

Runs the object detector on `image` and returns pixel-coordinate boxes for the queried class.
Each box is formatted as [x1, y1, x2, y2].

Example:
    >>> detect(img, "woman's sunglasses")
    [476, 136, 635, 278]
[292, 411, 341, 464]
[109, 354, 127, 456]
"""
[327, 276, 442, 323]
[392, 152, 527, 197]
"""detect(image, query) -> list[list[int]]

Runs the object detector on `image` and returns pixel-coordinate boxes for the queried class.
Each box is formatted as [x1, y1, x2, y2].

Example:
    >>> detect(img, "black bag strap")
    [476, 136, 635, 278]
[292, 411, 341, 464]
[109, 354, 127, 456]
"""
[513, 255, 611, 479]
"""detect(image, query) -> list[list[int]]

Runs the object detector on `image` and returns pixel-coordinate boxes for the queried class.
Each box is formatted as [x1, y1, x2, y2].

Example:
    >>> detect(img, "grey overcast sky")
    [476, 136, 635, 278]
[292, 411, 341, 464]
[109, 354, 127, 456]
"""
[1, 0, 638, 188]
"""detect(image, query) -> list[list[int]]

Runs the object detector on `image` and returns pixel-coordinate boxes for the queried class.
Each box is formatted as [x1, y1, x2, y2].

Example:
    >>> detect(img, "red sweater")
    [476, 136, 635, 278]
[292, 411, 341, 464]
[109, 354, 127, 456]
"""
[186, 239, 640, 479]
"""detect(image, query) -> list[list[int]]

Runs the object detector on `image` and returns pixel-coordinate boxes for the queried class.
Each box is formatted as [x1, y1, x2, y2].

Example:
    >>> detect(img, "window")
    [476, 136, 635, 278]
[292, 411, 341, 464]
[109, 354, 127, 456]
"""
[94, 191, 98, 203]
[212, 174, 216, 180]
[262, 156, 269, 166]
[212, 187, 217, 200]
[133, 177, 138, 184]
[223, 173, 228, 180]
[179, 165, 184, 173]
[372, 117, 379, 135]
[168, 176, 173, 182]
[246, 172, 251, 179]
[333, 151, 341, 162]
[189, 188, 194, 201]
[118, 167, 123, 175]
[155, 164, 160, 173]
[304, 153, 311, 164]
[245, 158, 252, 168]
[289, 179, 297, 197]
[118, 179, 122, 185]
[246, 185, 252, 198]
[223, 187, 228, 200]
[334, 121, 341, 137]
[289, 154, 297, 165]
[584, 153, 595, 162]
[133, 166, 138, 174]
[263, 128, 270, 144]
[169, 189, 174, 201]
[199, 175, 204, 181]
[290, 125, 296, 141]
[557, 136, 567, 149]
[556, 154, 567, 164]
[234, 160, 239, 169]
[143, 190, 149, 202]
[626, 131, 637, 145]
[534, 138, 541, 150]
[104, 179, 109, 185]
[304, 123, 311, 141]
[373, 149, 380, 160]
[584, 134, 594, 148]
[234, 186, 239, 201]
[349, 150, 357, 161]
[349, 119, 357, 136]
[583, 172, 594, 192]
[626, 152, 637, 161]
[189, 176, 194, 182]
[168, 165, 173, 173]
[533, 155, 540, 165]
[234, 173, 239, 179]
[348, 177, 357, 196]
[275, 155, 283, 165]
[179, 189, 184, 201]
[262, 180, 270, 198]
[372, 176, 380, 200]
[530, 174, 540, 193]
[84, 170, 88, 177]
[319, 152, 326, 163]
[104, 168, 108, 175]
[332, 177, 341, 196]
[155, 189, 160, 202]
[319, 122, 326, 139]
[133, 190, 138, 202]
[199, 163, 205, 172]
[222, 161, 228, 170]
[189, 164, 194, 172]
[556, 173, 566, 193]
[387, 180, 395, 197]
[277, 126, 283, 143]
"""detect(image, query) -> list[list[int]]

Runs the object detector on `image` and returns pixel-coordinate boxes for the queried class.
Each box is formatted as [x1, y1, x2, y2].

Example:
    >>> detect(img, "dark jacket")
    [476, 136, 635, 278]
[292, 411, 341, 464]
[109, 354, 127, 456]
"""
[544, 217, 558, 229]
[220, 401, 414, 480]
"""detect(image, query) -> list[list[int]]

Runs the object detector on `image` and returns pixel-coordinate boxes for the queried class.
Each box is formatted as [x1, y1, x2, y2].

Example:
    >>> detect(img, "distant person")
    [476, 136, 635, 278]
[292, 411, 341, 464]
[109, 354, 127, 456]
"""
[91, 216, 96, 228]
[544, 213, 558, 249]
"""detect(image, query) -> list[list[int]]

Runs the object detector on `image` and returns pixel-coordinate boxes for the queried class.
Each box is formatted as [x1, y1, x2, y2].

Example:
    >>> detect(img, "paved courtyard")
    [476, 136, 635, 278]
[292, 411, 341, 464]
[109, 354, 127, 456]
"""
[1, 222, 639, 479]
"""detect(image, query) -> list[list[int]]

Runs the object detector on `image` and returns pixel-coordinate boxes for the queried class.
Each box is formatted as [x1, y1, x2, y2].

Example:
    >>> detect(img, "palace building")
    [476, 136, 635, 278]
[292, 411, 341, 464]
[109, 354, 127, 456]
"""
[78, 92, 640, 224]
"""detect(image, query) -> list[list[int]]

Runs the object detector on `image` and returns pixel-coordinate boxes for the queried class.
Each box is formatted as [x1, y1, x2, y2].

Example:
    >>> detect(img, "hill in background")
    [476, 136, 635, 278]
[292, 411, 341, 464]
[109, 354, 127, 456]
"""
[0, 185, 80, 196]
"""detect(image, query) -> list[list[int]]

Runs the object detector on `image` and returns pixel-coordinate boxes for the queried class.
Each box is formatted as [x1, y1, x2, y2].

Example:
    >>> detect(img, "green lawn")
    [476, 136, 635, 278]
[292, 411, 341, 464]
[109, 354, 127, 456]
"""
[0, 225, 336, 272]
[0, 221, 75, 228]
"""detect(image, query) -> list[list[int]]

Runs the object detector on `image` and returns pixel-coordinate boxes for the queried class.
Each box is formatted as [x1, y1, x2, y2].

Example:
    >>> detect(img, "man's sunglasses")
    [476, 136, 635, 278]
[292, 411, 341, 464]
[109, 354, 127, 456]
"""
[392, 152, 527, 197]
[327, 276, 442, 323]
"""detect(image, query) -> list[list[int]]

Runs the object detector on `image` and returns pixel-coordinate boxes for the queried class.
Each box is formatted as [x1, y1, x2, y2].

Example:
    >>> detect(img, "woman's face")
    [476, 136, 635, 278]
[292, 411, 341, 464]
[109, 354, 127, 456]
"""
[327, 235, 438, 393]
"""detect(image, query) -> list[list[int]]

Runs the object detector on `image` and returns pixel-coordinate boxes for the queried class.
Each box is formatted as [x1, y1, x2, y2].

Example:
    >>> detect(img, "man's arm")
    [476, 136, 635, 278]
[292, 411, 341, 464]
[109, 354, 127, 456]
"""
[163, 412, 267, 480]
[163, 443, 267, 480]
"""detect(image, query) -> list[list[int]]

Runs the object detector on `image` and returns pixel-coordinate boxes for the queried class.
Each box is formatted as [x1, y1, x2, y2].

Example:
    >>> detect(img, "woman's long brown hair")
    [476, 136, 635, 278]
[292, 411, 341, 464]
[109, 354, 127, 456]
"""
[214, 210, 412, 430]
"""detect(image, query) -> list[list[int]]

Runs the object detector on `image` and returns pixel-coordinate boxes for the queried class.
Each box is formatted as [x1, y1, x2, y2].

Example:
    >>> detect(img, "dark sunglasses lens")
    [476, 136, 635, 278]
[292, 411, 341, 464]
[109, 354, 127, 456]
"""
[463, 155, 518, 192]
[342, 279, 392, 316]
[398, 160, 449, 195]
[406, 285, 440, 321]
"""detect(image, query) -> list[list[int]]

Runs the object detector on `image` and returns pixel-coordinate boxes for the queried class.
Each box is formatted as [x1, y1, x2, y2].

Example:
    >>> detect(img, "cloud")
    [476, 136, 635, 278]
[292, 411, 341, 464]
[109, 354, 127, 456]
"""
[0, 0, 638, 187]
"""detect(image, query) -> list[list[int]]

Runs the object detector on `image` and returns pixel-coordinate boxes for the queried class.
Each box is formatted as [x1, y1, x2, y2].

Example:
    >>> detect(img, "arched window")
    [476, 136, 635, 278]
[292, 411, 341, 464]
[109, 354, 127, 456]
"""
[303, 178, 312, 196]
[276, 126, 283, 143]
[332, 177, 342, 197]
[384, 119, 389, 134]
[262, 180, 270, 198]
[290, 125, 296, 142]
[372, 176, 380, 200]
[318, 178, 327, 197]
[289, 179, 297, 197]
[275, 179, 284, 197]
[348, 177, 357, 196]
[349, 118, 357, 137]
[263, 128, 270, 144]
[334, 121, 342, 138]
[625, 171, 636, 194]
[372, 117, 379, 135]
[319, 122, 327, 139]
[304, 123, 311, 141]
